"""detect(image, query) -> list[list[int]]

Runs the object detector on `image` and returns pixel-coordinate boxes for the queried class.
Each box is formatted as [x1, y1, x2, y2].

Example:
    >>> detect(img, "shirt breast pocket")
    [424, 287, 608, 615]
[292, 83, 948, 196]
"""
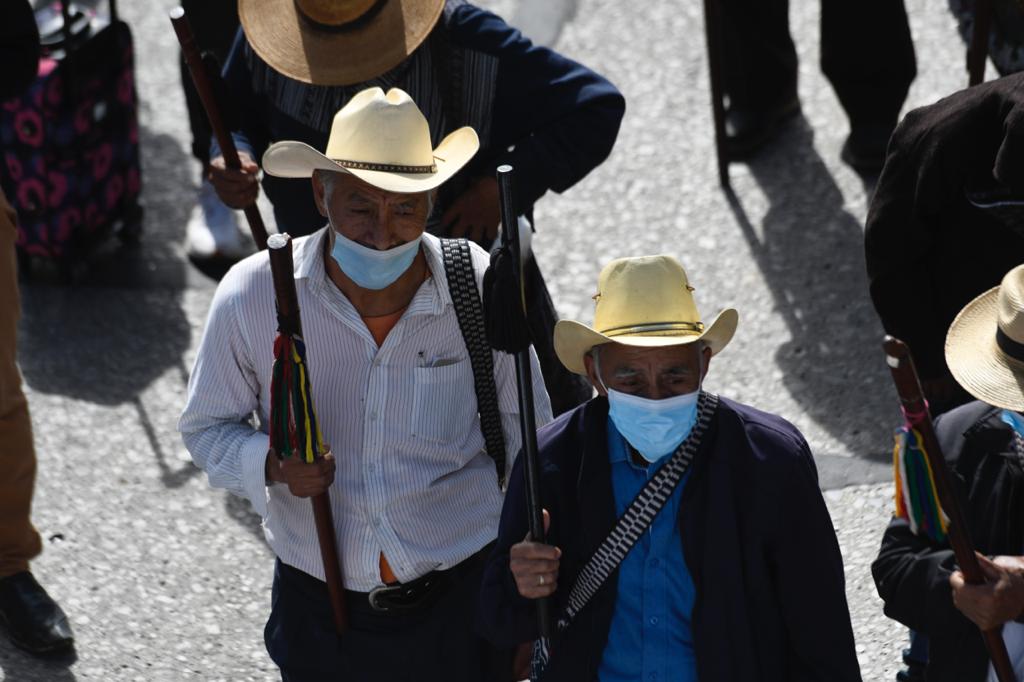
[411, 359, 477, 444]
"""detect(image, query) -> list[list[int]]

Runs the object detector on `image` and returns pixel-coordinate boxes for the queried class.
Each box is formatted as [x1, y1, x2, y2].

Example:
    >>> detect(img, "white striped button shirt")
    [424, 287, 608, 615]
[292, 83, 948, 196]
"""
[179, 228, 553, 592]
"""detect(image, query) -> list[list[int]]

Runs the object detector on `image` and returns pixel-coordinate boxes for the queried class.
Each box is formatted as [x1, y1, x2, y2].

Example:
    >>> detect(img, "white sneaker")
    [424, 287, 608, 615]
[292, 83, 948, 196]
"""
[185, 179, 253, 261]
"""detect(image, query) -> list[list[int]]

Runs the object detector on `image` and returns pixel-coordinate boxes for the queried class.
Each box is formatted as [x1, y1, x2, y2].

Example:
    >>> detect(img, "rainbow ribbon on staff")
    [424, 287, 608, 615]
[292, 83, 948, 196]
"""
[893, 423, 949, 542]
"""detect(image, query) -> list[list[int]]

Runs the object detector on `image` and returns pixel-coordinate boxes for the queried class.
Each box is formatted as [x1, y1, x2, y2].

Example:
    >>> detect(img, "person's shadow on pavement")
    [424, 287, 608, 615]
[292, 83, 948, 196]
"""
[725, 118, 894, 487]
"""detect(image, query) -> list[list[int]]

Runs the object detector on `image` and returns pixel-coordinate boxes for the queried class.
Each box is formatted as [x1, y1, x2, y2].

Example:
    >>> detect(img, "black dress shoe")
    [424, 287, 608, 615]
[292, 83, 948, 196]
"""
[0, 571, 74, 656]
[841, 124, 895, 174]
[724, 94, 801, 159]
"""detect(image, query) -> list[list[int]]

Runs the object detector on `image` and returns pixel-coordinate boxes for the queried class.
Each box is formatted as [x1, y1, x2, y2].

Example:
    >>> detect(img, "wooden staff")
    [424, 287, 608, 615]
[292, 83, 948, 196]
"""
[968, 0, 992, 86]
[268, 233, 347, 634]
[169, 7, 268, 250]
[496, 165, 551, 638]
[702, 0, 730, 189]
[883, 336, 1014, 682]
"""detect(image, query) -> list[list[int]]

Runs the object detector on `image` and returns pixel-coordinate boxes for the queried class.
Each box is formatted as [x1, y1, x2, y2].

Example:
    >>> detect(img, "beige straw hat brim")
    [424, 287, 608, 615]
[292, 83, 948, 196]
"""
[238, 0, 445, 86]
[554, 308, 738, 376]
[946, 285, 1024, 412]
[261, 126, 479, 193]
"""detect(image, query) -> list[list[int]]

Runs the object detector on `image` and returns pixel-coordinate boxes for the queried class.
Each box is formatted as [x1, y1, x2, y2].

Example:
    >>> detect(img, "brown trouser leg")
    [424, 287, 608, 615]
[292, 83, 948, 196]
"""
[0, 188, 41, 578]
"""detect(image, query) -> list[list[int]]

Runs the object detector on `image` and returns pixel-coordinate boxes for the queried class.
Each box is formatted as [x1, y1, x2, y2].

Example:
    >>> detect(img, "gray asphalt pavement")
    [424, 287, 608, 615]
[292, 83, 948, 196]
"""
[0, 0, 988, 679]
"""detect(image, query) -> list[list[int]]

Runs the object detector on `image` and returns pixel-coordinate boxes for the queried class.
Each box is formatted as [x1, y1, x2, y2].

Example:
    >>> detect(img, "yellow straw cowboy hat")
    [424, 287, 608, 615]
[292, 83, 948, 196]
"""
[554, 255, 739, 375]
[261, 86, 478, 193]
[946, 264, 1024, 412]
[239, 0, 445, 86]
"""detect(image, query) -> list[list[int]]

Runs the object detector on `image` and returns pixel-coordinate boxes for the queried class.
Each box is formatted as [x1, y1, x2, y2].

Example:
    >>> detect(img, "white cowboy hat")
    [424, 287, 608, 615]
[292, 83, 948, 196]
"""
[554, 255, 739, 376]
[261, 87, 479, 194]
[238, 0, 445, 86]
[946, 263, 1024, 411]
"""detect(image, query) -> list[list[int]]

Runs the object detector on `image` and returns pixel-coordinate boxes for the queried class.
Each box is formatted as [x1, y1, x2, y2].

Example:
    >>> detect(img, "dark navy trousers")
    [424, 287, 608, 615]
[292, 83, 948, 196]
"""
[265, 555, 514, 682]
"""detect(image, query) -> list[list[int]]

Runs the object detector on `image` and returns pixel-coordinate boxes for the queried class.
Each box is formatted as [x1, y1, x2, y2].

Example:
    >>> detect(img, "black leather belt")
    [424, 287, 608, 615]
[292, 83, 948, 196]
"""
[367, 570, 447, 612]
[363, 543, 494, 613]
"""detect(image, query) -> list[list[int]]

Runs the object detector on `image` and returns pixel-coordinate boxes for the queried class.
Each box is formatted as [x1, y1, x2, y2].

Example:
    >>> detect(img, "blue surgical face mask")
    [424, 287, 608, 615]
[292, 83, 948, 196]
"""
[1001, 410, 1024, 439]
[330, 230, 422, 290]
[595, 352, 701, 462]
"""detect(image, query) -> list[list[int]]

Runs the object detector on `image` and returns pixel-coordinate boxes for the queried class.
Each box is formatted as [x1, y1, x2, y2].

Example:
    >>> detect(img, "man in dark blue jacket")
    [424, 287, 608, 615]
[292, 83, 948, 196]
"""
[479, 255, 861, 681]
[206, 0, 624, 414]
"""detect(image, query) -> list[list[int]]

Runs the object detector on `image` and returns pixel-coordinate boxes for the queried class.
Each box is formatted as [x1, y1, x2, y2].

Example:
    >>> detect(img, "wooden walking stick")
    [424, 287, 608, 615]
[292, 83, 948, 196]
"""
[968, 0, 993, 86]
[267, 233, 347, 634]
[883, 336, 1014, 682]
[169, 7, 269, 250]
[494, 164, 552, 639]
[702, 0, 731, 189]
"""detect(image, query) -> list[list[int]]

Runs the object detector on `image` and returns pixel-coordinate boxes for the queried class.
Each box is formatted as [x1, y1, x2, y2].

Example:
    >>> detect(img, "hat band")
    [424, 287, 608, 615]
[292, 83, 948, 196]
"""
[601, 321, 705, 337]
[997, 327, 1024, 362]
[294, 0, 388, 33]
[333, 158, 437, 174]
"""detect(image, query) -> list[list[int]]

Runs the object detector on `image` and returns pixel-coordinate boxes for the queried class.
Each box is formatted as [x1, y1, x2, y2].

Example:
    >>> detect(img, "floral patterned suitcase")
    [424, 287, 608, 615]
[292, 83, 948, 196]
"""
[0, 2, 142, 278]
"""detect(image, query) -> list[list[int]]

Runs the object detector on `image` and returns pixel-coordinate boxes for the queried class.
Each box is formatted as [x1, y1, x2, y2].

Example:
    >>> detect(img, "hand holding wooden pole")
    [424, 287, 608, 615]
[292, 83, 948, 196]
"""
[883, 336, 1014, 682]
[169, 7, 268, 250]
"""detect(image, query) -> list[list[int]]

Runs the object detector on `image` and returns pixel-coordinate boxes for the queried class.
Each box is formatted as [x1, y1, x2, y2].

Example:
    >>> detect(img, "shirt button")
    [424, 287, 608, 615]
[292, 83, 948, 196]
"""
[649, 558, 660, 568]
[373, 517, 382, 527]
[366, 463, 376, 473]
[369, 411, 378, 421]
[648, 674, 657, 681]
[649, 616, 659, 625]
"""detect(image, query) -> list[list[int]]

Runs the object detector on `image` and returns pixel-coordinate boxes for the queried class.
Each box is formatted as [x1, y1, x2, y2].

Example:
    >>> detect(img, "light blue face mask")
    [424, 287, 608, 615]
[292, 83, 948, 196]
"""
[1001, 410, 1024, 438]
[330, 230, 422, 290]
[595, 352, 701, 463]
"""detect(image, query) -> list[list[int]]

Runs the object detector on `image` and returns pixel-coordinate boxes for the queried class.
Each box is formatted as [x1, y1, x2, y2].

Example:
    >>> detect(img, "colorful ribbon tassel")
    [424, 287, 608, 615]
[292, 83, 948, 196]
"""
[893, 426, 949, 543]
[269, 334, 325, 463]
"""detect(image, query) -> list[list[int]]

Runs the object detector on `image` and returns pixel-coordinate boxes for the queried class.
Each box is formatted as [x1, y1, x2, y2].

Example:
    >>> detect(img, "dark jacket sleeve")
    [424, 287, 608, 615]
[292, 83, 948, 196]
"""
[478, 451, 553, 646]
[210, 27, 262, 162]
[449, 5, 625, 209]
[763, 431, 862, 681]
[870, 517, 966, 637]
[863, 107, 943, 378]
[0, 0, 40, 101]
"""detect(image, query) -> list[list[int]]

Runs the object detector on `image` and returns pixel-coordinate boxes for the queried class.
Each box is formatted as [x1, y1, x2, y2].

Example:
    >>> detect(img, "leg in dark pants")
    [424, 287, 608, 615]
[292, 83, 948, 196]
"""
[719, 0, 798, 113]
[265, 558, 514, 682]
[820, 0, 916, 143]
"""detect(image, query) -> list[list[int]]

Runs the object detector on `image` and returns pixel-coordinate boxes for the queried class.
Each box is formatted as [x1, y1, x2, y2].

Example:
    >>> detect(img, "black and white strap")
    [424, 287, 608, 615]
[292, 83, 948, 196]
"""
[532, 392, 719, 678]
[440, 238, 508, 488]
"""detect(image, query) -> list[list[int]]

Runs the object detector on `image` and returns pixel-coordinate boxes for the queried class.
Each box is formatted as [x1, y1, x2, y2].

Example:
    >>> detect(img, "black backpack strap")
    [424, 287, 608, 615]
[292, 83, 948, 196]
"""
[440, 238, 507, 488]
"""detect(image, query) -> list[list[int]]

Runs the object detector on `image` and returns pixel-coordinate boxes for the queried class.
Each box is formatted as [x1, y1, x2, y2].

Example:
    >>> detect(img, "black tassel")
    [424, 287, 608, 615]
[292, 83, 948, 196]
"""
[483, 244, 533, 353]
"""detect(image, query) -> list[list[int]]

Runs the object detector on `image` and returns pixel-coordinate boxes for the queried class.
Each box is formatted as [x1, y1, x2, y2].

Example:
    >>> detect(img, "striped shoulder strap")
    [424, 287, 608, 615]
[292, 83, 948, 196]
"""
[440, 238, 508, 488]
[532, 392, 719, 678]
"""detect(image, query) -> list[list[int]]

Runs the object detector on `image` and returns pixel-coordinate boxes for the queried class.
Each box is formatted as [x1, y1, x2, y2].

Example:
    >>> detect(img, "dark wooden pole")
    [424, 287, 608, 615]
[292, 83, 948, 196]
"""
[169, 7, 269, 250]
[702, 0, 730, 188]
[968, 0, 992, 86]
[496, 165, 552, 639]
[883, 336, 1014, 682]
[267, 233, 347, 635]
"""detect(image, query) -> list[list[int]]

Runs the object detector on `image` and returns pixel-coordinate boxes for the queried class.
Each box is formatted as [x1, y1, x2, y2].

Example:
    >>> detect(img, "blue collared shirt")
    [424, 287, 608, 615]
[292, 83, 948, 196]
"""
[597, 419, 698, 682]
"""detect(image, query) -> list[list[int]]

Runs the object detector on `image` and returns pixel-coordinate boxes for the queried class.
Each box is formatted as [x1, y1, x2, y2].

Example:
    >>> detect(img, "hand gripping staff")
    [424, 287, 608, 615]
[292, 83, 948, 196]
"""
[266, 234, 348, 634]
[883, 336, 1013, 682]
[484, 165, 552, 639]
[169, 7, 268, 250]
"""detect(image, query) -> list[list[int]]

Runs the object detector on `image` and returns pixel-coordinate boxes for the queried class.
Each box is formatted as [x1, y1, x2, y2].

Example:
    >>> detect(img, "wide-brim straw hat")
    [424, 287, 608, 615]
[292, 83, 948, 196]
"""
[262, 86, 478, 194]
[554, 255, 739, 376]
[238, 0, 445, 86]
[946, 263, 1024, 411]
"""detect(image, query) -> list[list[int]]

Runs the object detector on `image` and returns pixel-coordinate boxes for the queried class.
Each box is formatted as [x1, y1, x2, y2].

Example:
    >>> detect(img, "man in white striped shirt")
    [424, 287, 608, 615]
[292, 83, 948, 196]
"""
[179, 87, 551, 680]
